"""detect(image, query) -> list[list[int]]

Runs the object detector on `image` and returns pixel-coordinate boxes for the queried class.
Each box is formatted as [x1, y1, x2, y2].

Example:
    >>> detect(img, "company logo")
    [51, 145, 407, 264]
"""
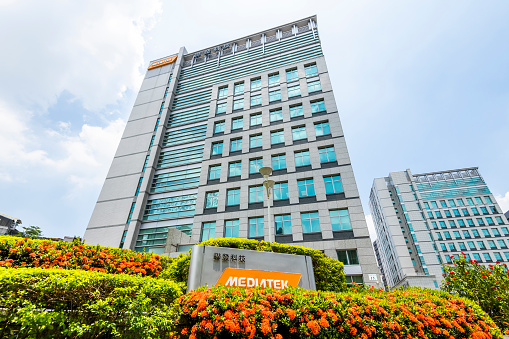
[147, 56, 177, 70]
[215, 268, 301, 289]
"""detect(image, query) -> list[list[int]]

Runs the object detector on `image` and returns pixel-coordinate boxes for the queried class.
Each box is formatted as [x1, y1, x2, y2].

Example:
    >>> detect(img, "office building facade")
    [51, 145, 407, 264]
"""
[370, 167, 509, 289]
[84, 16, 380, 286]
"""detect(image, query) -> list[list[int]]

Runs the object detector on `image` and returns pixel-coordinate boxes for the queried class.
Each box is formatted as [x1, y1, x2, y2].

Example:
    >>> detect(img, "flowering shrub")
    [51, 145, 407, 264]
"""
[168, 237, 346, 292]
[442, 255, 509, 332]
[0, 235, 168, 277]
[0, 267, 183, 338]
[170, 286, 503, 339]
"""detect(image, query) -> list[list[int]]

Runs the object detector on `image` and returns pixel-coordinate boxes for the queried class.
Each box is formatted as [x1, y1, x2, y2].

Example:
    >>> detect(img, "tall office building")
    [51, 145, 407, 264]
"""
[370, 167, 509, 289]
[84, 16, 380, 286]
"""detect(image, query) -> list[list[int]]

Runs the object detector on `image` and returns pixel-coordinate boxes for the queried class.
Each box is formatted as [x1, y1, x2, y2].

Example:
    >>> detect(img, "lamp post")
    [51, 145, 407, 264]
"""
[259, 166, 275, 243]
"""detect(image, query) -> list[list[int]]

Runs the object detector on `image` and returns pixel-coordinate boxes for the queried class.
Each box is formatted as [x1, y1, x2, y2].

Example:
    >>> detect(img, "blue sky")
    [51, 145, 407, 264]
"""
[0, 0, 508, 239]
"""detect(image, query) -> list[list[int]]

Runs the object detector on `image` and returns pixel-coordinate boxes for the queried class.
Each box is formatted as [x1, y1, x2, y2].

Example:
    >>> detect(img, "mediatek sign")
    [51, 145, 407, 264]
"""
[187, 245, 316, 291]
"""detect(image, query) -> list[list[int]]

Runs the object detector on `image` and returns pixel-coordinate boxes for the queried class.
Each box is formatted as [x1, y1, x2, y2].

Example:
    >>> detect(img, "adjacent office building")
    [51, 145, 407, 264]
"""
[84, 16, 380, 286]
[370, 167, 509, 289]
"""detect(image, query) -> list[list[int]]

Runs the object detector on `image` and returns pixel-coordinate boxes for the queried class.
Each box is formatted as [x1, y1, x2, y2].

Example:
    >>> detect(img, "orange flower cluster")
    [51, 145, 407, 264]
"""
[170, 286, 503, 339]
[0, 236, 167, 277]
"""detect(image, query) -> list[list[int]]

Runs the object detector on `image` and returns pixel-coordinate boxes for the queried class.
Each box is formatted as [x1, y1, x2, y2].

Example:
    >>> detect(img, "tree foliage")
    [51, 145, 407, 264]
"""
[21, 225, 42, 238]
[441, 255, 509, 332]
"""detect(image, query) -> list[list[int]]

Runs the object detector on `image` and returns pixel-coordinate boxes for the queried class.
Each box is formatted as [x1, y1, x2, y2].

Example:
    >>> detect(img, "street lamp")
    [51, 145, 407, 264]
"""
[259, 167, 275, 242]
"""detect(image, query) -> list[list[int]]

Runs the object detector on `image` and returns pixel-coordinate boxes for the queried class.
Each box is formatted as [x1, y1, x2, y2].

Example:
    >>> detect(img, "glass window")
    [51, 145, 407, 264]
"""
[444, 210, 452, 217]
[319, 146, 336, 163]
[314, 121, 331, 136]
[467, 219, 474, 226]
[453, 209, 460, 217]
[305, 64, 318, 77]
[298, 179, 315, 197]
[482, 229, 490, 237]
[229, 161, 241, 177]
[249, 158, 263, 174]
[268, 73, 280, 86]
[217, 86, 228, 99]
[294, 150, 310, 167]
[250, 94, 261, 106]
[270, 130, 284, 145]
[463, 230, 471, 238]
[477, 241, 486, 249]
[227, 188, 240, 206]
[490, 206, 498, 213]
[337, 250, 359, 265]
[234, 82, 244, 95]
[466, 198, 474, 205]
[477, 218, 485, 226]
[201, 222, 216, 241]
[272, 154, 286, 170]
[486, 217, 494, 225]
[269, 90, 281, 102]
[431, 222, 437, 229]
[484, 196, 492, 204]
[448, 243, 456, 251]
[324, 175, 343, 194]
[494, 252, 502, 261]
[453, 230, 461, 238]
[436, 233, 442, 240]
[473, 253, 481, 261]
[457, 199, 465, 206]
[439, 221, 446, 228]
[488, 240, 496, 249]
[230, 138, 242, 152]
[440, 243, 446, 251]
[205, 192, 219, 208]
[225, 219, 239, 238]
[290, 104, 303, 118]
[286, 68, 298, 82]
[424, 202, 430, 209]
[307, 80, 321, 93]
[232, 117, 243, 130]
[250, 113, 262, 126]
[497, 239, 506, 247]
[208, 165, 221, 180]
[461, 208, 469, 216]
[472, 229, 479, 237]
[249, 217, 264, 237]
[472, 207, 479, 215]
[475, 197, 483, 204]
[233, 98, 244, 110]
[330, 210, 351, 231]
[212, 142, 223, 155]
[483, 253, 492, 261]
[216, 102, 227, 114]
[214, 121, 225, 133]
[435, 211, 442, 218]
[458, 242, 466, 250]
[496, 217, 505, 224]
[250, 134, 262, 148]
[444, 231, 451, 239]
[273, 182, 289, 200]
[310, 99, 325, 113]
[448, 199, 456, 207]
[449, 220, 457, 227]
[440, 200, 447, 208]
[458, 219, 465, 227]
[301, 212, 321, 233]
[250, 78, 261, 90]
[270, 108, 283, 122]
[431, 201, 438, 209]
[275, 214, 292, 235]
[288, 85, 301, 97]
[292, 126, 307, 141]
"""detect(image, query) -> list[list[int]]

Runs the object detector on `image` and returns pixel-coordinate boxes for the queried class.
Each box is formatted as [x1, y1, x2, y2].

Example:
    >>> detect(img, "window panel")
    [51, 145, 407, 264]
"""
[250, 113, 262, 126]
[324, 175, 343, 194]
[275, 214, 292, 235]
[229, 161, 242, 177]
[212, 142, 223, 155]
[250, 134, 262, 148]
[288, 85, 301, 97]
[272, 154, 287, 170]
[305, 64, 318, 77]
[290, 104, 303, 118]
[216, 102, 227, 114]
[233, 98, 244, 110]
[307, 80, 321, 93]
[205, 192, 218, 208]
[330, 209, 351, 231]
[294, 150, 310, 167]
[230, 138, 242, 152]
[310, 99, 325, 113]
[286, 68, 298, 82]
[318, 146, 336, 163]
[301, 212, 320, 233]
[337, 250, 359, 265]
[271, 130, 285, 145]
[217, 86, 228, 99]
[201, 222, 216, 241]
[292, 126, 307, 141]
[298, 179, 315, 197]
[273, 182, 289, 200]
[232, 117, 243, 130]
[225, 219, 239, 238]
[250, 78, 261, 90]
[250, 94, 261, 106]
[227, 188, 240, 206]
[209, 165, 221, 180]
[234, 82, 244, 95]
[268, 73, 280, 86]
[269, 90, 281, 102]
[249, 185, 264, 203]
[249, 217, 264, 237]
[249, 158, 263, 174]
[270, 108, 283, 122]
[314, 121, 331, 136]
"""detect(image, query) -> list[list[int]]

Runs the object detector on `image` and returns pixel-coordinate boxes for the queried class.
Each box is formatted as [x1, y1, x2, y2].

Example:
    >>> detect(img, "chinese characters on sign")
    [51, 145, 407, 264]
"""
[213, 252, 245, 263]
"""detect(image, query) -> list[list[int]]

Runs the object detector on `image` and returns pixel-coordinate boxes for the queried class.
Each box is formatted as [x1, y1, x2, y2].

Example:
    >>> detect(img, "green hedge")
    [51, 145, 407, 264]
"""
[0, 267, 183, 338]
[170, 286, 503, 339]
[0, 235, 169, 277]
[166, 238, 345, 292]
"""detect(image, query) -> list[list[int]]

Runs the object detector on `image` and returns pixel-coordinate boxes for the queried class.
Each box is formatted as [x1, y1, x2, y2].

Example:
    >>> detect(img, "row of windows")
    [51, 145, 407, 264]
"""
[419, 186, 491, 200]
[439, 239, 508, 252]
[216, 64, 319, 99]
[213, 99, 326, 133]
[208, 146, 337, 181]
[211, 121, 331, 155]
[435, 226, 509, 240]
[423, 196, 493, 209]
[217, 80, 321, 113]
[200, 209, 352, 241]
[445, 252, 509, 263]
[431, 216, 506, 229]
[205, 174, 344, 208]
[416, 177, 485, 192]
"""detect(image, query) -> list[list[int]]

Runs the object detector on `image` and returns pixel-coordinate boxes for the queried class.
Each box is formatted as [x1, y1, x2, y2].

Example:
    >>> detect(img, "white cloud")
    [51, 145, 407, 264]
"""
[365, 214, 377, 241]
[495, 192, 509, 214]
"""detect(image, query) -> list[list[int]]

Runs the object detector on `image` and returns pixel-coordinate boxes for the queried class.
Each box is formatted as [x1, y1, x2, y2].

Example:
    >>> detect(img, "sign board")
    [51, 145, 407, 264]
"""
[368, 274, 378, 281]
[187, 245, 316, 291]
[147, 55, 177, 70]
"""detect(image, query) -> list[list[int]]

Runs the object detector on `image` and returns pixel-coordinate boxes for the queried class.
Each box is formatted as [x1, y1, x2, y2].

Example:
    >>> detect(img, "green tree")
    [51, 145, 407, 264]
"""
[441, 255, 509, 332]
[22, 225, 43, 238]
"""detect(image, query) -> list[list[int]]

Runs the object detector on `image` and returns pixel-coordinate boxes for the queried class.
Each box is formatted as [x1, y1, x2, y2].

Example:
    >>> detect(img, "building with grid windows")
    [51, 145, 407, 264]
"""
[369, 167, 509, 289]
[84, 16, 380, 286]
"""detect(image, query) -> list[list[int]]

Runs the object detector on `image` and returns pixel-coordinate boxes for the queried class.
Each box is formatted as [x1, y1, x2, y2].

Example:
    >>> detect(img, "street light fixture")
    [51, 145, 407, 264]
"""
[259, 167, 275, 242]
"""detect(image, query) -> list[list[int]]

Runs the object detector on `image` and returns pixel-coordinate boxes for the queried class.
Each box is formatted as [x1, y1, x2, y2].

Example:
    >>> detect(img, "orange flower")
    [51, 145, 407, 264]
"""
[306, 320, 320, 335]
